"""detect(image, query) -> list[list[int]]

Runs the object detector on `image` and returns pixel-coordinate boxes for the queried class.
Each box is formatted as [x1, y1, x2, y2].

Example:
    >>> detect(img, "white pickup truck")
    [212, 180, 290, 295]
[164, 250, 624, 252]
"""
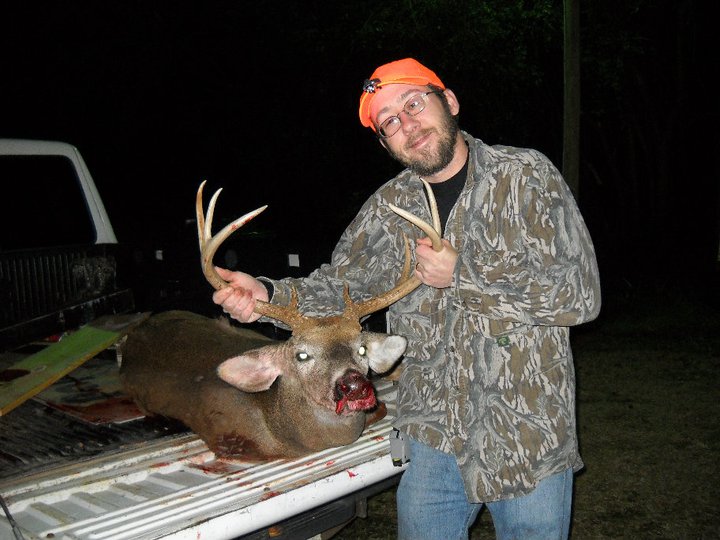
[0, 139, 405, 540]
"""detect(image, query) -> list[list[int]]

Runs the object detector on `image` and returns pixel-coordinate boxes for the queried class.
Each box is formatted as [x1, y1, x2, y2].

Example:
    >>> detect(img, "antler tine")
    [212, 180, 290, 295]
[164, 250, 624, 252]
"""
[196, 180, 267, 290]
[346, 235, 422, 321]
[196, 180, 223, 290]
[348, 180, 444, 320]
[195, 181, 305, 328]
[388, 179, 443, 251]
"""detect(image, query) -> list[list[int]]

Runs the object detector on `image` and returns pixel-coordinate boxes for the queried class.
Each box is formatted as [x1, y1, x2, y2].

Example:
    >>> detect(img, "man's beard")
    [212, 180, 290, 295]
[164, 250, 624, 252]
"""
[388, 111, 460, 177]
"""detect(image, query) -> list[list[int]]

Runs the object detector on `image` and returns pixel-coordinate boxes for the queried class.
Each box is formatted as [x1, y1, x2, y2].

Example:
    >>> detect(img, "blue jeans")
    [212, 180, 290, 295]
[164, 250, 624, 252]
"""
[397, 438, 573, 540]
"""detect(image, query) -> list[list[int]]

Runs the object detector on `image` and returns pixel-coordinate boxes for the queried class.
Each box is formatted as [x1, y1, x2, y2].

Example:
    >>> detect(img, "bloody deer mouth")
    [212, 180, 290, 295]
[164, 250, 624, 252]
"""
[333, 370, 377, 414]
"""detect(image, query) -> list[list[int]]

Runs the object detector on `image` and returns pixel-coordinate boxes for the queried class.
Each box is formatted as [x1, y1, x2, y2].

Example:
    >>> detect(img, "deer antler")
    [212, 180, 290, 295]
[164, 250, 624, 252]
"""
[347, 178, 444, 320]
[196, 180, 307, 328]
[197, 178, 444, 329]
[388, 179, 443, 251]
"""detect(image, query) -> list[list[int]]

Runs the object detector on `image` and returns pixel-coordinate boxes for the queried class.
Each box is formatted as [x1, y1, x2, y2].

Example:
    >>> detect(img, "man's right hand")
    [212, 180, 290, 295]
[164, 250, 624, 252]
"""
[212, 266, 269, 323]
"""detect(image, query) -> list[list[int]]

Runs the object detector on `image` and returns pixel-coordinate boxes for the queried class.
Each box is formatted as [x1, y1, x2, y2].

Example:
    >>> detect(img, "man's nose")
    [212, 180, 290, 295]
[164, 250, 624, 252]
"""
[399, 111, 420, 134]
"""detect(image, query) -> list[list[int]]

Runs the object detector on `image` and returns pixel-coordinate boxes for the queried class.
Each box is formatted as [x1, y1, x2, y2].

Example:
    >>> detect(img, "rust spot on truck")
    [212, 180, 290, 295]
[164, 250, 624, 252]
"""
[260, 490, 282, 501]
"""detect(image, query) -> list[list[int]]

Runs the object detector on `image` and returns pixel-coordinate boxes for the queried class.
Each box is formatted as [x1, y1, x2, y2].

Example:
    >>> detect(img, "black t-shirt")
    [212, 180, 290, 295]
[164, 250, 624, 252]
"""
[424, 157, 468, 234]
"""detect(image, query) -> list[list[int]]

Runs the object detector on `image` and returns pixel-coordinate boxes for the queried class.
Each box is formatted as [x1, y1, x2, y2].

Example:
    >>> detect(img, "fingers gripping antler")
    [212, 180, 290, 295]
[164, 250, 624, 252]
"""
[196, 181, 306, 328]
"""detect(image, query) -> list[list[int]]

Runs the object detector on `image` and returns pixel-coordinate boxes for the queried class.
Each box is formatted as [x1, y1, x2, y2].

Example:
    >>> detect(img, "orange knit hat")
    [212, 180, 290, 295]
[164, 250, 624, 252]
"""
[358, 58, 445, 130]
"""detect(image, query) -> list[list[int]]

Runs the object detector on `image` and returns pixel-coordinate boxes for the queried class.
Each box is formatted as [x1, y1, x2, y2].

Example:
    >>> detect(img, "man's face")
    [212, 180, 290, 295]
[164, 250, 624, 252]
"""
[369, 84, 460, 177]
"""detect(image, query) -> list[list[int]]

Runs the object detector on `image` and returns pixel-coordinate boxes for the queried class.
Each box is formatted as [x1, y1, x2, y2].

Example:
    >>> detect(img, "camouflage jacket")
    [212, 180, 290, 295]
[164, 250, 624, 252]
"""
[263, 133, 601, 502]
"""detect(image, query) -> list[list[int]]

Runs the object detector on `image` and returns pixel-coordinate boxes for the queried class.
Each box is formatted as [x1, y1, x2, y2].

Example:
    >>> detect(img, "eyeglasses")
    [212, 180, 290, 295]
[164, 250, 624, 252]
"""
[376, 90, 444, 138]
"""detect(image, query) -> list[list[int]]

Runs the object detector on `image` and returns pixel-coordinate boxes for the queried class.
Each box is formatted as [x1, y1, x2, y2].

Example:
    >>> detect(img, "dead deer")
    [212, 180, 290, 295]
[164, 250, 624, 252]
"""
[119, 181, 441, 460]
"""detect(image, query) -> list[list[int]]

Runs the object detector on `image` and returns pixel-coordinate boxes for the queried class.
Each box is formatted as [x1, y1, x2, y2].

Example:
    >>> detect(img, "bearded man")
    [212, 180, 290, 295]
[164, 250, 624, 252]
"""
[214, 58, 601, 540]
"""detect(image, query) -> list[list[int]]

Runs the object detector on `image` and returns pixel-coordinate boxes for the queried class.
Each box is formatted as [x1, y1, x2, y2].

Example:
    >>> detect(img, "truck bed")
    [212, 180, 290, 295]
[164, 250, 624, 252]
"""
[0, 139, 405, 539]
[0, 381, 404, 540]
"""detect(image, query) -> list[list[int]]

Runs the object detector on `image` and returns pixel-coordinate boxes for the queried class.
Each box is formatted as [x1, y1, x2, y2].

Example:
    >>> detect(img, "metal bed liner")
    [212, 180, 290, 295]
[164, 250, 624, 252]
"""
[0, 382, 404, 540]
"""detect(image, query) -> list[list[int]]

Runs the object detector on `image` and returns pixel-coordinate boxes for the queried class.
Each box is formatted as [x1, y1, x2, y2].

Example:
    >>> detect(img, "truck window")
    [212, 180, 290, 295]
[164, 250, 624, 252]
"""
[0, 155, 95, 250]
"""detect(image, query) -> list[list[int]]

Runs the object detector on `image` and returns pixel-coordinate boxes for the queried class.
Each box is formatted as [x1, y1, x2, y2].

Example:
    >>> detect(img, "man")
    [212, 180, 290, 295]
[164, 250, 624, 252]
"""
[214, 58, 601, 540]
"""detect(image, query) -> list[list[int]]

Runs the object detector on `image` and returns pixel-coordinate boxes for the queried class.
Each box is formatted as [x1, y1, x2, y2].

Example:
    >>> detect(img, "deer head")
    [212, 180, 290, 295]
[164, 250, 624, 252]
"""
[195, 180, 443, 420]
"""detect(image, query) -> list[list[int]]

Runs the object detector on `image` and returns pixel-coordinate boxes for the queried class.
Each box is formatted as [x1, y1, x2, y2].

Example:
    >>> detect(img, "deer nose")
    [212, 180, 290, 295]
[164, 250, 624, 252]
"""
[334, 370, 372, 401]
[333, 369, 377, 414]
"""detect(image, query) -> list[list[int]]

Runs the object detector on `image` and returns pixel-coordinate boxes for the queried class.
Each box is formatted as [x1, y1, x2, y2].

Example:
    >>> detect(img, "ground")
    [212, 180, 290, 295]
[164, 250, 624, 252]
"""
[333, 285, 720, 539]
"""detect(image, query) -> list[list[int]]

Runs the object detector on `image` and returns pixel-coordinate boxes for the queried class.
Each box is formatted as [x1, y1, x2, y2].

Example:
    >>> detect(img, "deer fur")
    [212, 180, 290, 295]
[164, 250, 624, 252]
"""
[120, 310, 406, 460]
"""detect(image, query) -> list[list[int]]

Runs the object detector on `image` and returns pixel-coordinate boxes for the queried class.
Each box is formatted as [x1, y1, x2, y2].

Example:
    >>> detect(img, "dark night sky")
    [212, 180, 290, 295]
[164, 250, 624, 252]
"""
[3, 1, 718, 300]
[4, 3, 408, 250]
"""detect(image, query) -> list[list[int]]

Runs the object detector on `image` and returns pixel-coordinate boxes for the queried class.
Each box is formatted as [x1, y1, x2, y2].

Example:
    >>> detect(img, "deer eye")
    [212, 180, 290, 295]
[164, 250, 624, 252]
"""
[358, 345, 367, 356]
[296, 351, 311, 362]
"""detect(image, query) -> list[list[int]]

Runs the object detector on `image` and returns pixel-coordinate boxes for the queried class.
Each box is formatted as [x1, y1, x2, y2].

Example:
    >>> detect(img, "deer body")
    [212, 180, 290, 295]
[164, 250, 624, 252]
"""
[120, 310, 407, 459]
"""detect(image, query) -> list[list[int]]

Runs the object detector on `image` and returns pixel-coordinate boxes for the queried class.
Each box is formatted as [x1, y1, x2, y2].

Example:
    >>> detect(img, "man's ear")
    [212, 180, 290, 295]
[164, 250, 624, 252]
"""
[379, 137, 390, 153]
[442, 88, 461, 116]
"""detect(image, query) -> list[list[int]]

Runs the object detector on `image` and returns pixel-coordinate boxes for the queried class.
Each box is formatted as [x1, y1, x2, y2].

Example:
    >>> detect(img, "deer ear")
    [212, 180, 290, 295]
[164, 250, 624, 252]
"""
[364, 333, 407, 374]
[217, 348, 282, 392]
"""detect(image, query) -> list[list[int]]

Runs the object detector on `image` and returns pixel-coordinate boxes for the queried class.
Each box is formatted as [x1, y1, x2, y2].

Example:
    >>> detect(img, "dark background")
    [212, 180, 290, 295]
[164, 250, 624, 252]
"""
[2, 0, 718, 312]
[2, 4, 717, 537]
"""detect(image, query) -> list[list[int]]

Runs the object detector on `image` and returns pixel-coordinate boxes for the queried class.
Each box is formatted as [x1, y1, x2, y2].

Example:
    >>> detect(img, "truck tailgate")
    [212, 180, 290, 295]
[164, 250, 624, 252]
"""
[0, 383, 404, 540]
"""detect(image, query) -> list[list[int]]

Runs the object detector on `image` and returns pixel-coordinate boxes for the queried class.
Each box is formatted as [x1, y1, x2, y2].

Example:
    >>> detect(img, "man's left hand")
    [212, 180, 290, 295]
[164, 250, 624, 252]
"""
[415, 237, 457, 288]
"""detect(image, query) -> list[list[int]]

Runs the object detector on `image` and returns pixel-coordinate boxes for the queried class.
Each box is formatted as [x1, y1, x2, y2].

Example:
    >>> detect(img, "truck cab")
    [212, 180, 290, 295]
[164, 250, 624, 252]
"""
[0, 139, 134, 350]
